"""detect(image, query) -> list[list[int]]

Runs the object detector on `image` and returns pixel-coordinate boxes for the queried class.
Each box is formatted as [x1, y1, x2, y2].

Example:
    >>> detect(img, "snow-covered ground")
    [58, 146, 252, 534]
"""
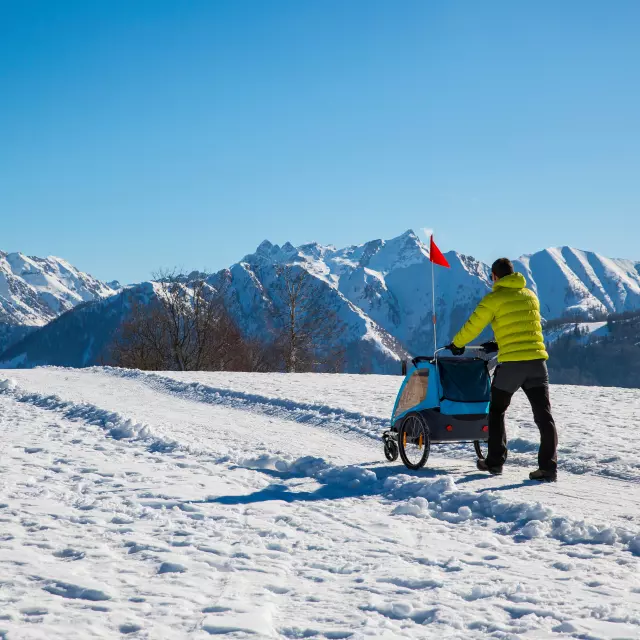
[1, 369, 639, 639]
[545, 322, 609, 346]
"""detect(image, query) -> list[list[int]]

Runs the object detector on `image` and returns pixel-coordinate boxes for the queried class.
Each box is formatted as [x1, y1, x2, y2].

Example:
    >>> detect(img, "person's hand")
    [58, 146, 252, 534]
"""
[447, 343, 465, 356]
[481, 341, 499, 354]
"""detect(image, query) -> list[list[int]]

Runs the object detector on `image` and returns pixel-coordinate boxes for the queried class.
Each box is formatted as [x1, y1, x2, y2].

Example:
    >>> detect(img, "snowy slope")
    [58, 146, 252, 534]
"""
[545, 321, 610, 346]
[0, 251, 116, 351]
[515, 247, 640, 319]
[546, 312, 640, 388]
[0, 369, 639, 639]
[214, 260, 405, 374]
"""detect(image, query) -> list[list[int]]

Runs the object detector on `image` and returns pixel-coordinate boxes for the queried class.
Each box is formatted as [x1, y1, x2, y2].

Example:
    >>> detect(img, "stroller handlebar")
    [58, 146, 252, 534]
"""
[435, 345, 487, 357]
[410, 345, 493, 369]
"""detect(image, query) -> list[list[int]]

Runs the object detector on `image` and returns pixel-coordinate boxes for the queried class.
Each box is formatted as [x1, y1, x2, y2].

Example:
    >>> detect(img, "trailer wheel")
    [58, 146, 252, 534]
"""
[398, 413, 430, 470]
[384, 439, 399, 462]
[474, 440, 488, 460]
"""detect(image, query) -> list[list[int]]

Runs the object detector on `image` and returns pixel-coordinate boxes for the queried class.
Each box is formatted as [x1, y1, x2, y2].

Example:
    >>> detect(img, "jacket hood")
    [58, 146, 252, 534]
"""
[493, 272, 527, 290]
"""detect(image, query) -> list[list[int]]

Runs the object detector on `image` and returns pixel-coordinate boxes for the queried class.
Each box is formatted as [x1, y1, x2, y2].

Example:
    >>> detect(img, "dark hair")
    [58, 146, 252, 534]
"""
[491, 258, 515, 280]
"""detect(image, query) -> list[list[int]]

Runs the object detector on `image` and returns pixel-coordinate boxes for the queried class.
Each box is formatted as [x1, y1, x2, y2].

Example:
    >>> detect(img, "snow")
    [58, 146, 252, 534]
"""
[293, 231, 494, 356]
[0, 368, 639, 638]
[515, 246, 640, 319]
[545, 321, 609, 345]
[0, 250, 116, 352]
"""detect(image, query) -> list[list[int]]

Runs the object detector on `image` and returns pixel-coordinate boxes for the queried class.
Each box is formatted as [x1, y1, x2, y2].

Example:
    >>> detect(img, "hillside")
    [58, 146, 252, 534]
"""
[3, 231, 640, 375]
[547, 311, 640, 387]
[514, 246, 640, 319]
[0, 250, 116, 351]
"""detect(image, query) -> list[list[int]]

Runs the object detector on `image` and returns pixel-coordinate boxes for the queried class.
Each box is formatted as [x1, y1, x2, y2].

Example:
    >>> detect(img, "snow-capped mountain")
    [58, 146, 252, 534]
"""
[0, 283, 157, 369]
[2, 230, 640, 374]
[226, 230, 493, 363]
[212, 259, 406, 374]
[515, 247, 640, 319]
[0, 251, 117, 351]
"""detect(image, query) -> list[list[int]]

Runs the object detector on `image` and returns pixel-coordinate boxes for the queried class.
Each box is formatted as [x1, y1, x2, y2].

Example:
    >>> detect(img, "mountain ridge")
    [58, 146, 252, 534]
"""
[2, 231, 640, 373]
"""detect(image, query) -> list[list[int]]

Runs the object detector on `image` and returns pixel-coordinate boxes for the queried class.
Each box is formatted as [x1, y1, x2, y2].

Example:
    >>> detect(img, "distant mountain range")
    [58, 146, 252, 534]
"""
[0, 251, 117, 352]
[2, 231, 640, 373]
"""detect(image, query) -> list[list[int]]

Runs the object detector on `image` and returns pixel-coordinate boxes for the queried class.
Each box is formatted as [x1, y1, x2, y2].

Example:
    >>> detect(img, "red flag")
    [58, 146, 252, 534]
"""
[429, 236, 450, 268]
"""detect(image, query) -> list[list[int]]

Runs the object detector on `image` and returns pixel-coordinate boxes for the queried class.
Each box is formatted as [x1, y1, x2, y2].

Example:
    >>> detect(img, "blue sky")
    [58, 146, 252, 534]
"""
[1, 0, 639, 283]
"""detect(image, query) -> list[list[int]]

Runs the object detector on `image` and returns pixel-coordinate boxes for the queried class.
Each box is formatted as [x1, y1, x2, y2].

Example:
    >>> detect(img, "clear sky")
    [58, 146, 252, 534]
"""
[1, 0, 639, 283]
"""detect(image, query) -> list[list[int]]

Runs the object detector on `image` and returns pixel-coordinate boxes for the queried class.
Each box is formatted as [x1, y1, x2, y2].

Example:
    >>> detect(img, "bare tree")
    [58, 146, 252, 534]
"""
[269, 265, 346, 373]
[110, 298, 170, 370]
[110, 271, 247, 371]
[110, 266, 350, 374]
[241, 338, 281, 373]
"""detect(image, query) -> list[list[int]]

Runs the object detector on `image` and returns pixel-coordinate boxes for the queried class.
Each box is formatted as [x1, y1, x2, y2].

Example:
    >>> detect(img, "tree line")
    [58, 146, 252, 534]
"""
[109, 267, 346, 374]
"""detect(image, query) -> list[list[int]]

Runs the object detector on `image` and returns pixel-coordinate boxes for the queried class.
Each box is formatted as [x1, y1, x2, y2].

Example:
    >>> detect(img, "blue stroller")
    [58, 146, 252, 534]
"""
[382, 346, 497, 470]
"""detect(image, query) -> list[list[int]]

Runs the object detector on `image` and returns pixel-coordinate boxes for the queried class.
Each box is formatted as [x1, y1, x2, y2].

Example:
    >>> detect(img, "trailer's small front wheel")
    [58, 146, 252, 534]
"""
[398, 413, 430, 470]
[384, 438, 399, 462]
[474, 440, 488, 460]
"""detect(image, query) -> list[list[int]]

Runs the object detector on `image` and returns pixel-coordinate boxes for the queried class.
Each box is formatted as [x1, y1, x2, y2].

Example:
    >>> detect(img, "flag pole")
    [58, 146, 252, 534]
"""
[429, 234, 450, 356]
[431, 251, 437, 356]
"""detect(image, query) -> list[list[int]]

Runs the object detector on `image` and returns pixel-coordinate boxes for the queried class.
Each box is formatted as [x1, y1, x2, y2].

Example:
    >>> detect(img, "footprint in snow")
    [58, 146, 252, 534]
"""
[378, 576, 443, 590]
[281, 630, 353, 639]
[124, 542, 166, 555]
[43, 581, 110, 601]
[21, 608, 48, 617]
[158, 562, 187, 574]
[265, 585, 290, 594]
[171, 539, 192, 547]
[53, 548, 86, 561]
[119, 624, 143, 635]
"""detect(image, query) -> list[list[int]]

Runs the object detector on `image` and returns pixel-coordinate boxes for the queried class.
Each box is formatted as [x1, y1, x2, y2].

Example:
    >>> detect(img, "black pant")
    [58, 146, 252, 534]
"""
[486, 366, 558, 471]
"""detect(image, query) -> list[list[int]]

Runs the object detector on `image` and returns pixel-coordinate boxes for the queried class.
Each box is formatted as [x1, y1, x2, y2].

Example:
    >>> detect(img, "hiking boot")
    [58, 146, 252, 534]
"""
[477, 459, 503, 475]
[529, 468, 557, 482]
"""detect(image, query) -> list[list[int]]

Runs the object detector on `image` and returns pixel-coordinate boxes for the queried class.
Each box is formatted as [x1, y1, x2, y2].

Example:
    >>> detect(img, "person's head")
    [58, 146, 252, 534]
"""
[491, 258, 514, 283]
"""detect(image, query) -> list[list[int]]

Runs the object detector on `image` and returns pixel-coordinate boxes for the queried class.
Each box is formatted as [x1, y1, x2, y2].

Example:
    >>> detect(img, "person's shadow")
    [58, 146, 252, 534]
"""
[207, 461, 452, 506]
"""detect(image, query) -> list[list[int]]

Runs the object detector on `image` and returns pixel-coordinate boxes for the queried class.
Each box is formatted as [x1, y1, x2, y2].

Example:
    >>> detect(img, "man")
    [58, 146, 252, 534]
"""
[448, 258, 558, 482]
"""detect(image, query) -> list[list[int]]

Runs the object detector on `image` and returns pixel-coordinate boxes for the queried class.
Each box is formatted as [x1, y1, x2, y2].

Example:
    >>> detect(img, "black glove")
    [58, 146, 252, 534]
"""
[447, 343, 465, 356]
[481, 340, 499, 354]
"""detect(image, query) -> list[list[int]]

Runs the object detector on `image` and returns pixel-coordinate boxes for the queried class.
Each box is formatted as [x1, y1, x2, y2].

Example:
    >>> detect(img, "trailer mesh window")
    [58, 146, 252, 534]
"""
[394, 369, 429, 418]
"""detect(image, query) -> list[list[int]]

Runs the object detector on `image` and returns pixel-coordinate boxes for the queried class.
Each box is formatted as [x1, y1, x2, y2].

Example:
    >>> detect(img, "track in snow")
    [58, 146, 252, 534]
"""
[1, 368, 640, 639]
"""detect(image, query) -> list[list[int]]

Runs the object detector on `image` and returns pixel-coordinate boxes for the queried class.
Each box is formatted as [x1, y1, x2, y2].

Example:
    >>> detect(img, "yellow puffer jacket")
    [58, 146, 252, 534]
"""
[452, 272, 548, 362]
